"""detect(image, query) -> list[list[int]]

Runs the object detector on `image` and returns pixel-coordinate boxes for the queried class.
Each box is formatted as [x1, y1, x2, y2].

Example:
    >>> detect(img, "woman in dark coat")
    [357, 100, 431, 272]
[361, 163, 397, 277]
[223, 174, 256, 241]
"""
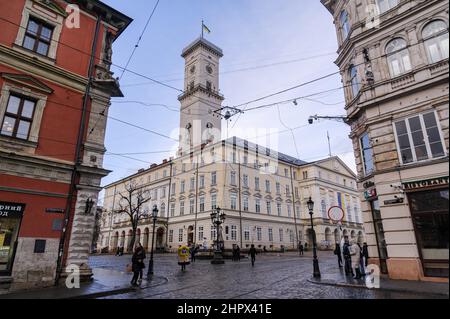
[131, 243, 146, 286]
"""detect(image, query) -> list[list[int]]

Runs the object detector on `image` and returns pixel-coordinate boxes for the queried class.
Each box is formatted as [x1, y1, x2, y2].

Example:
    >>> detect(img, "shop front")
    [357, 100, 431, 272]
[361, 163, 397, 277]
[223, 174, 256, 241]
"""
[0, 201, 25, 276]
[404, 177, 449, 278]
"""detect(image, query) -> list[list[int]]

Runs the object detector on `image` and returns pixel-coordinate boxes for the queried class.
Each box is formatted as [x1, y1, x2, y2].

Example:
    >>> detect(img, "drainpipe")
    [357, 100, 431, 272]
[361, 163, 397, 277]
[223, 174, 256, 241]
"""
[55, 15, 102, 285]
[165, 161, 173, 250]
[290, 166, 300, 251]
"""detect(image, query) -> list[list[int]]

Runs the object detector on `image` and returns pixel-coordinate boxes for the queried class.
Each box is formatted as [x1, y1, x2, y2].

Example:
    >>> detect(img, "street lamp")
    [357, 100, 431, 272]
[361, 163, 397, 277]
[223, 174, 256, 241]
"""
[147, 205, 158, 278]
[210, 206, 226, 264]
[307, 197, 321, 278]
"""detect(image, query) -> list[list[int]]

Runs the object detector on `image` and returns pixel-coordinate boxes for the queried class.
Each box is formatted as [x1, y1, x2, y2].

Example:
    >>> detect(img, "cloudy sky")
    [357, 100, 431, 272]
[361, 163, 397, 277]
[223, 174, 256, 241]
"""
[100, 0, 355, 190]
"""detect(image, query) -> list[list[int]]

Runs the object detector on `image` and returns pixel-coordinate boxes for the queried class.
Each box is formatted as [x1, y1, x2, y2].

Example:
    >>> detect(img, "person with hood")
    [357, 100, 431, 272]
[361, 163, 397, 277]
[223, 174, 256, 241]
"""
[350, 239, 362, 279]
[130, 243, 146, 286]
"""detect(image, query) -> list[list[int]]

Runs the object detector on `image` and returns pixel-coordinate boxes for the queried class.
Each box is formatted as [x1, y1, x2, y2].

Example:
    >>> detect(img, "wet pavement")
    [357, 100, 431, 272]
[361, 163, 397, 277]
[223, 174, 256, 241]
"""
[89, 251, 447, 299]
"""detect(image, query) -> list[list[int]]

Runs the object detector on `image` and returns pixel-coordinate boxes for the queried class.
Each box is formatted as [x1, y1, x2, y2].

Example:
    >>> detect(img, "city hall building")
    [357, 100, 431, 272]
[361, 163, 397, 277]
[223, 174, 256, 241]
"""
[97, 37, 365, 255]
[0, 0, 131, 292]
[321, 0, 448, 281]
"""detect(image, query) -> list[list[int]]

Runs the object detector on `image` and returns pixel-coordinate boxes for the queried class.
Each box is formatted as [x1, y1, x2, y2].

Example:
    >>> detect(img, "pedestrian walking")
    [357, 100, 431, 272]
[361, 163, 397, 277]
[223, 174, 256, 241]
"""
[362, 242, 369, 267]
[342, 236, 353, 276]
[231, 245, 237, 261]
[236, 245, 241, 261]
[130, 243, 146, 286]
[248, 244, 257, 267]
[304, 242, 308, 251]
[298, 242, 304, 256]
[178, 244, 191, 272]
[358, 242, 366, 276]
[334, 243, 343, 267]
[190, 244, 198, 263]
[350, 240, 362, 279]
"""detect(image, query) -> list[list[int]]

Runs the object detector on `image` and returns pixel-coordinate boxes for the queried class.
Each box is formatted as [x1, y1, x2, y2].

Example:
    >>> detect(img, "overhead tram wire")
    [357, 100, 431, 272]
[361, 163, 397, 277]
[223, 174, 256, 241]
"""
[119, 0, 160, 81]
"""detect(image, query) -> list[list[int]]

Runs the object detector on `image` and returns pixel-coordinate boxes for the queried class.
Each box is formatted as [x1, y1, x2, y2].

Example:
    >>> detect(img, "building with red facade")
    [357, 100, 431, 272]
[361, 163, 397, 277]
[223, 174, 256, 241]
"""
[0, 0, 131, 292]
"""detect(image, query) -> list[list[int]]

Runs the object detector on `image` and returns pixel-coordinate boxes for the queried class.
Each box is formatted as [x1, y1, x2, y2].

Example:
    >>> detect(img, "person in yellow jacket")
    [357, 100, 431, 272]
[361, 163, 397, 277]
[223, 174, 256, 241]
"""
[178, 244, 191, 272]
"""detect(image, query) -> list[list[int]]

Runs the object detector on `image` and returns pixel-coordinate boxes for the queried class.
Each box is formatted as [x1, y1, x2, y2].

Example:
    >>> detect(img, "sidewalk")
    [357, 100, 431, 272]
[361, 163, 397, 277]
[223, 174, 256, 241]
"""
[308, 269, 449, 298]
[0, 268, 168, 299]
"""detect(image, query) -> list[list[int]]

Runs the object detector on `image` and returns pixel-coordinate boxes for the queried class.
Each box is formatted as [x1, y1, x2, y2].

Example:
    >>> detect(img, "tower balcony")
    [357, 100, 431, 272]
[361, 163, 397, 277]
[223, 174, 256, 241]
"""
[178, 83, 225, 102]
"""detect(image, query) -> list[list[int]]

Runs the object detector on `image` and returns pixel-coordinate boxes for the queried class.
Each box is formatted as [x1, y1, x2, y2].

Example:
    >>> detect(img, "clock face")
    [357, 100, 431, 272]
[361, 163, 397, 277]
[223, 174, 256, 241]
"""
[206, 65, 213, 74]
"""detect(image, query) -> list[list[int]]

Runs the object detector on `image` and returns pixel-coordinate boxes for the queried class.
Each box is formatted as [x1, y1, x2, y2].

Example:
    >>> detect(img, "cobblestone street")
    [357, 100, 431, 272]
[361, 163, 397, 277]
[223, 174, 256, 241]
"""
[89, 252, 445, 299]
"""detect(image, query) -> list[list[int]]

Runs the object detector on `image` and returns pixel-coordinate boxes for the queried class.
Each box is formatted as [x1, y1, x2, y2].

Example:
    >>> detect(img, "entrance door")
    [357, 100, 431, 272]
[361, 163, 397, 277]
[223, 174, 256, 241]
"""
[187, 226, 194, 245]
[409, 189, 449, 278]
[370, 200, 389, 274]
[0, 202, 25, 276]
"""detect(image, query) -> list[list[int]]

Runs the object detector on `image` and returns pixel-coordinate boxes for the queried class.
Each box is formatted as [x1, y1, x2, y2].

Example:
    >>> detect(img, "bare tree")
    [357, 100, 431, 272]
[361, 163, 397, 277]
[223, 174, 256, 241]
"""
[115, 181, 152, 252]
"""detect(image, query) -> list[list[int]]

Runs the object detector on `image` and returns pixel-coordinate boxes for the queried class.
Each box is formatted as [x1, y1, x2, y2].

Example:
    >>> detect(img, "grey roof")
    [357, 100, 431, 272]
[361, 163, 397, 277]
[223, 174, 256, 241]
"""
[225, 137, 308, 166]
[181, 37, 223, 58]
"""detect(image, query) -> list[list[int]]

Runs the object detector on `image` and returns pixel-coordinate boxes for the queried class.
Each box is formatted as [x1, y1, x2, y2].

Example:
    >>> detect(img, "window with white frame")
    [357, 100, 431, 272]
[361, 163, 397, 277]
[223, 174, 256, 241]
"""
[376, 0, 399, 14]
[255, 177, 260, 190]
[349, 65, 360, 98]
[422, 20, 449, 64]
[289, 230, 295, 243]
[190, 199, 195, 214]
[178, 229, 183, 242]
[279, 228, 284, 242]
[161, 203, 166, 217]
[180, 201, 185, 216]
[231, 225, 237, 241]
[243, 196, 249, 212]
[170, 203, 175, 217]
[211, 171, 217, 185]
[277, 202, 282, 216]
[198, 226, 204, 241]
[394, 111, 446, 164]
[199, 196, 205, 212]
[266, 201, 272, 215]
[276, 182, 281, 194]
[255, 199, 261, 213]
[161, 187, 166, 198]
[169, 229, 173, 243]
[296, 206, 301, 218]
[190, 177, 195, 191]
[287, 204, 292, 217]
[230, 171, 236, 185]
[268, 228, 273, 242]
[265, 180, 271, 192]
[230, 194, 237, 210]
[354, 206, 360, 223]
[243, 174, 249, 188]
[256, 227, 262, 241]
[1, 94, 36, 139]
[321, 199, 327, 218]
[386, 38, 412, 77]
[180, 180, 185, 193]
[360, 132, 374, 175]
[244, 227, 250, 241]
[211, 194, 217, 210]
[171, 183, 176, 194]
[199, 175, 205, 188]
[339, 10, 350, 40]
[286, 185, 290, 196]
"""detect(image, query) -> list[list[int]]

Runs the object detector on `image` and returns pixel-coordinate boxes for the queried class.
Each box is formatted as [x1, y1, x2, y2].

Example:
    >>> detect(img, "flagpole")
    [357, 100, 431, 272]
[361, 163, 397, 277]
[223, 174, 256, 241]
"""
[201, 20, 204, 38]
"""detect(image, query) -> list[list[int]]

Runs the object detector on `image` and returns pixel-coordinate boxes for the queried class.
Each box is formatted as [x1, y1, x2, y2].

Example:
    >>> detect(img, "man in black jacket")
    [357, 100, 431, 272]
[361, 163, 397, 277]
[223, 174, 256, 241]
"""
[248, 245, 257, 267]
[334, 243, 343, 267]
[342, 236, 353, 276]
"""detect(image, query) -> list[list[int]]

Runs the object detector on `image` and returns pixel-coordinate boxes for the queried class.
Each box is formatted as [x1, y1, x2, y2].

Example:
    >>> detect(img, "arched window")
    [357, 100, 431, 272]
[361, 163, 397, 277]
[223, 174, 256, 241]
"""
[422, 20, 449, 64]
[376, 0, 399, 14]
[340, 10, 350, 40]
[349, 65, 359, 98]
[386, 38, 412, 77]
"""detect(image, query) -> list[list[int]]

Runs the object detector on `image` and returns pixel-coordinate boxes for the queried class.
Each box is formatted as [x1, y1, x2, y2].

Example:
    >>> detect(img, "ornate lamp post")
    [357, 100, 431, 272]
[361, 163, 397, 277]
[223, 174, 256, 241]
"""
[210, 206, 226, 264]
[147, 205, 158, 278]
[307, 197, 321, 278]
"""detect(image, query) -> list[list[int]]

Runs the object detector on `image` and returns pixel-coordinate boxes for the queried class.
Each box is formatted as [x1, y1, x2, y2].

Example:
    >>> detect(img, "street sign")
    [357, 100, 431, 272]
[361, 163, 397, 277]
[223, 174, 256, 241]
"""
[328, 206, 345, 223]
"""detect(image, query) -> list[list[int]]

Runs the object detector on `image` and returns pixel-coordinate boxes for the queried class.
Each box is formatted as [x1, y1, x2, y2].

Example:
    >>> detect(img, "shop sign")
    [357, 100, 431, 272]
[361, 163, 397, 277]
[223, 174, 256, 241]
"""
[403, 177, 449, 191]
[364, 188, 377, 201]
[0, 202, 26, 218]
[384, 198, 404, 205]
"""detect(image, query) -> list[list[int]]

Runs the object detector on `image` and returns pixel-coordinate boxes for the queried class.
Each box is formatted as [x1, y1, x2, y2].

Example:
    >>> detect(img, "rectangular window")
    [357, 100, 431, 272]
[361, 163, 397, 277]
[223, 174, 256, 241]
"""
[286, 185, 290, 196]
[394, 112, 446, 165]
[265, 180, 271, 193]
[211, 225, 216, 241]
[169, 230, 174, 243]
[180, 181, 185, 193]
[255, 199, 261, 213]
[211, 172, 217, 185]
[230, 171, 236, 185]
[243, 196, 249, 212]
[170, 203, 175, 217]
[198, 226, 204, 241]
[284, 168, 289, 177]
[295, 187, 299, 198]
[190, 177, 195, 191]
[190, 199, 195, 214]
[23, 18, 53, 56]
[230, 194, 237, 210]
[287, 205, 292, 217]
[171, 183, 176, 194]
[211, 194, 217, 210]
[268, 228, 273, 242]
[277, 203, 282, 216]
[244, 227, 250, 241]
[255, 177, 260, 190]
[243, 175, 249, 188]
[199, 196, 205, 212]
[279, 229, 284, 242]
[302, 171, 308, 180]
[266, 201, 272, 215]
[1, 95, 36, 140]
[256, 227, 262, 241]
[178, 229, 183, 242]
[276, 183, 281, 194]
[360, 132, 374, 175]
[199, 175, 205, 188]
[180, 201, 185, 216]
[231, 225, 237, 241]
[34, 239, 46, 253]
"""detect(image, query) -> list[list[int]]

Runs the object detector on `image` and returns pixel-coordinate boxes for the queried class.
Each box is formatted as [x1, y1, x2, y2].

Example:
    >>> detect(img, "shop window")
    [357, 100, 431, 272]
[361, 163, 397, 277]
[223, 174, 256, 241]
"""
[0, 203, 24, 275]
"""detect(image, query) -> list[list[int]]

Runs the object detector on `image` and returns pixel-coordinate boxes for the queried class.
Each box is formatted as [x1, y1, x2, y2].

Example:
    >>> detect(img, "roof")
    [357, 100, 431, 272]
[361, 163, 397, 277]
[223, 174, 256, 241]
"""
[224, 137, 309, 166]
[181, 37, 223, 58]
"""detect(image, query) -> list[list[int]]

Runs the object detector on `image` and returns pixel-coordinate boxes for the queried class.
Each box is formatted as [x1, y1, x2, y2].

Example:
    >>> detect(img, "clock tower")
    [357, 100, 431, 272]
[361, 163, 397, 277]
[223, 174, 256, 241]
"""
[178, 37, 224, 154]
